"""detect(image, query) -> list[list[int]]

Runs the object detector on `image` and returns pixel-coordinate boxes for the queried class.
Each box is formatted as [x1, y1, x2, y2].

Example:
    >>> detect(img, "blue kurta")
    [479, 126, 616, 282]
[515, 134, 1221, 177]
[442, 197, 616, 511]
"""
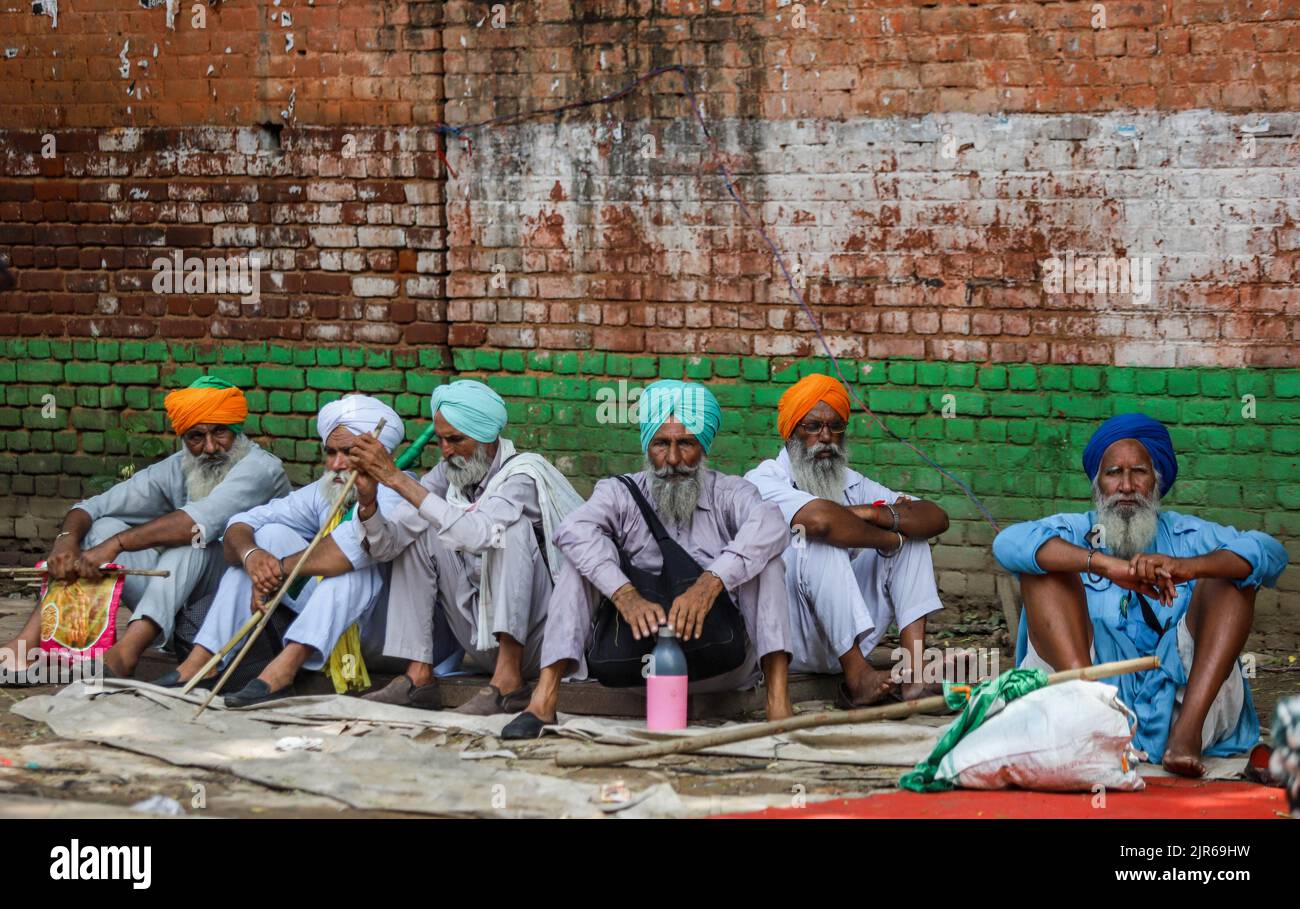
[993, 510, 1289, 760]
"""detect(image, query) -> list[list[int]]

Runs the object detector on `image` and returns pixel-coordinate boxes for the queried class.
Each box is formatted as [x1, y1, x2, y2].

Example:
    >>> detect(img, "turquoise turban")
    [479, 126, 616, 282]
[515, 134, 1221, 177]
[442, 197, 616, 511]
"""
[638, 379, 721, 453]
[429, 380, 507, 443]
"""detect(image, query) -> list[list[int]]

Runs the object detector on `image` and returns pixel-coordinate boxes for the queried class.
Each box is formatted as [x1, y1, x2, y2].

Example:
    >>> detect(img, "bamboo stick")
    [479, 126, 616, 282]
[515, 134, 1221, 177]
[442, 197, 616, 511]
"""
[554, 655, 1161, 768]
[0, 567, 171, 578]
[187, 418, 388, 717]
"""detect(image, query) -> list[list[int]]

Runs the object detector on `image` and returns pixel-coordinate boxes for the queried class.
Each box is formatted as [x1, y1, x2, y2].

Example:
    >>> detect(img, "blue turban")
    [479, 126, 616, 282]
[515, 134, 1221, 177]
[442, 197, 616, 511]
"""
[638, 380, 721, 454]
[1082, 413, 1177, 497]
[430, 380, 507, 443]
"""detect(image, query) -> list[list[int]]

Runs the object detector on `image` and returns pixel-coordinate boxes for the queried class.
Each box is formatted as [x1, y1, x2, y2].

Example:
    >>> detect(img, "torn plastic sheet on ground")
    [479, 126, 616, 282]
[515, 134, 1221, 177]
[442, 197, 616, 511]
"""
[11, 680, 945, 817]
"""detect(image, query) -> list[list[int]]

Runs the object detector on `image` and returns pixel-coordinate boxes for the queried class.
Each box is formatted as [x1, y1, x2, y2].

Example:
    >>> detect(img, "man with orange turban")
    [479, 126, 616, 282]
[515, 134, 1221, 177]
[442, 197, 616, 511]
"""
[1, 376, 290, 683]
[745, 373, 951, 705]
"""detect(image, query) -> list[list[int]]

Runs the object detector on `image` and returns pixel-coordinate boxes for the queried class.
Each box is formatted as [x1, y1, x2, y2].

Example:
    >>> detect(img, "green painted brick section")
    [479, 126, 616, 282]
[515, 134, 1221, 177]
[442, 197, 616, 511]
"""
[257, 367, 305, 390]
[1, 344, 1298, 581]
[64, 363, 110, 384]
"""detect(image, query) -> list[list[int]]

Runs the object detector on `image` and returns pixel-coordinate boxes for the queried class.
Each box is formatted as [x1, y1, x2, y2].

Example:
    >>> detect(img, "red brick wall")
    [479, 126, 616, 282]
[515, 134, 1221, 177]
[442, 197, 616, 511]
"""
[4, 1, 1296, 365]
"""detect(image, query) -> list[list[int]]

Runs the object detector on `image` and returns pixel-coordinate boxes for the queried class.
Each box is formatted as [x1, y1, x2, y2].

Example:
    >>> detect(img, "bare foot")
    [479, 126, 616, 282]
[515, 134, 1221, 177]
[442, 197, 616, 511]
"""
[1162, 728, 1206, 778]
[901, 681, 944, 701]
[0, 641, 32, 672]
[405, 662, 435, 688]
[842, 667, 897, 706]
[102, 648, 134, 679]
[765, 692, 795, 721]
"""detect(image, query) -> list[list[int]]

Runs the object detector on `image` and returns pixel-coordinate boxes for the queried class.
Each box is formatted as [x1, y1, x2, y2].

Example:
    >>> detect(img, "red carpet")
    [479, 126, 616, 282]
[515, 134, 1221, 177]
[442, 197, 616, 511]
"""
[726, 778, 1288, 819]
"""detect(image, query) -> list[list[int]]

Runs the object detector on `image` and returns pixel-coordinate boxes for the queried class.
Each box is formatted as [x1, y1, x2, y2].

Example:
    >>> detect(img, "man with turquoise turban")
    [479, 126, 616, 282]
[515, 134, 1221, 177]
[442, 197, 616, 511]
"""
[347, 380, 584, 715]
[502, 379, 795, 740]
[993, 413, 1288, 777]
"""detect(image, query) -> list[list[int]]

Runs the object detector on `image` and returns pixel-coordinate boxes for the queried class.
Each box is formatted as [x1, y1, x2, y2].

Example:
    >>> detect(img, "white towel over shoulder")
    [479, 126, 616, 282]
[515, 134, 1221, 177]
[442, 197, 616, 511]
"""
[444, 437, 586, 650]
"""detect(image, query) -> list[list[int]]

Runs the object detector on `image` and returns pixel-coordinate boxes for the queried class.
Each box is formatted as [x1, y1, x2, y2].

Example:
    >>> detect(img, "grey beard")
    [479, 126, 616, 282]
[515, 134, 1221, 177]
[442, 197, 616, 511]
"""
[318, 469, 358, 512]
[646, 455, 704, 527]
[181, 433, 252, 502]
[1092, 476, 1161, 560]
[785, 436, 848, 503]
[445, 445, 492, 495]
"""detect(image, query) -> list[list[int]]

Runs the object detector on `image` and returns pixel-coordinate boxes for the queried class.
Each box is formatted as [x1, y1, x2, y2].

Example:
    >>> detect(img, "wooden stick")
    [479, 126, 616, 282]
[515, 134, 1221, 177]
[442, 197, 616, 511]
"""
[554, 655, 1160, 768]
[0, 567, 171, 578]
[188, 418, 388, 717]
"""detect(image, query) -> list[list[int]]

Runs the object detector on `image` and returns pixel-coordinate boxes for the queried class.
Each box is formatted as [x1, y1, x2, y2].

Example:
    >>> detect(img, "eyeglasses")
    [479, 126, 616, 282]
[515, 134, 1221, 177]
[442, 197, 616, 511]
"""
[183, 427, 235, 446]
[796, 419, 847, 436]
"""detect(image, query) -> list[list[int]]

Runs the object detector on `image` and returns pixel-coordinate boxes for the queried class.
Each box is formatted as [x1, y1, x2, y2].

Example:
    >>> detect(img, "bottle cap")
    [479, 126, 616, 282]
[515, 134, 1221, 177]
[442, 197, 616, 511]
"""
[657, 624, 676, 638]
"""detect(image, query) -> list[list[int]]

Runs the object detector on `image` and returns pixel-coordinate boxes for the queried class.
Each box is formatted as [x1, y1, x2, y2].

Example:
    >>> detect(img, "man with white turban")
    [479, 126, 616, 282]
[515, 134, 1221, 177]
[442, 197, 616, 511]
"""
[0, 375, 290, 683]
[157, 394, 409, 708]
[348, 379, 585, 715]
[502, 379, 795, 740]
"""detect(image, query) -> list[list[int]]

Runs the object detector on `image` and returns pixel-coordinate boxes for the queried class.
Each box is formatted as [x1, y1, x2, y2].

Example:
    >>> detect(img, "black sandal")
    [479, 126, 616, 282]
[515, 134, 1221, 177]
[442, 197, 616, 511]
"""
[501, 711, 552, 741]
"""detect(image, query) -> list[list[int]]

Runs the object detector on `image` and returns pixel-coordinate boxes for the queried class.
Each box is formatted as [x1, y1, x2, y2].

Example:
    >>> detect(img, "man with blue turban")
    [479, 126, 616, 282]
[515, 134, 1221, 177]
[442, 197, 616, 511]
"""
[348, 380, 585, 715]
[993, 413, 1288, 777]
[501, 379, 795, 740]
[157, 395, 408, 706]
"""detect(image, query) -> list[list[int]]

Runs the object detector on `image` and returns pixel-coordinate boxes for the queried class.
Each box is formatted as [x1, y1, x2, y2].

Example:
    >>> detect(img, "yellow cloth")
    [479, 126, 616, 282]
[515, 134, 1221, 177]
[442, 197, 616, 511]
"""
[164, 386, 248, 435]
[777, 374, 851, 439]
[318, 508, 370, 694]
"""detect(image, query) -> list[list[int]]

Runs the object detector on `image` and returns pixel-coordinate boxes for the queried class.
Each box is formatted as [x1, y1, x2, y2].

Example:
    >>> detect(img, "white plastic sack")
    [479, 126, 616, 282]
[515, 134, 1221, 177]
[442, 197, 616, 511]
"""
[935, 680, 1145, 792]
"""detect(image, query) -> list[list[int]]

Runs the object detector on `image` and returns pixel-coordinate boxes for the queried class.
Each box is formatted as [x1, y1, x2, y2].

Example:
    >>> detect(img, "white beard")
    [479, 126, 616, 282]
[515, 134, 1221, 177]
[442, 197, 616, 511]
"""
[785, 437, 848, 503]
[318, 469, 358, 512]
[445, 445, 492, 496]
[1092, 476, 1161, 560]
[646, 455, 704, 527]
[181, 433, 252, 502]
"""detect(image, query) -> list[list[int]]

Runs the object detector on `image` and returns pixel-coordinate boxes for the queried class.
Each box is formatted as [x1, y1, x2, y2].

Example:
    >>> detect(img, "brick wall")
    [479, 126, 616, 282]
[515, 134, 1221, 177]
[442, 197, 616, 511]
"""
[1, 1, 1297, 644]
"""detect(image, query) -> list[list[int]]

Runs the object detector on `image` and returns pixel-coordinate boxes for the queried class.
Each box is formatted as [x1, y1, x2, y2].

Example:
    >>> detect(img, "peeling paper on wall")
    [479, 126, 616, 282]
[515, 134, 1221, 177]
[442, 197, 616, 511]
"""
[35, 0, 57, 29]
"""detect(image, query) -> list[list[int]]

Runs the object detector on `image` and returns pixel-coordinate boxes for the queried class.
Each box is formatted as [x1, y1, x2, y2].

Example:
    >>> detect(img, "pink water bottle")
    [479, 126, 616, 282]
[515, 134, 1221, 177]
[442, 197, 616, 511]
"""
[646, 625, 688, 730]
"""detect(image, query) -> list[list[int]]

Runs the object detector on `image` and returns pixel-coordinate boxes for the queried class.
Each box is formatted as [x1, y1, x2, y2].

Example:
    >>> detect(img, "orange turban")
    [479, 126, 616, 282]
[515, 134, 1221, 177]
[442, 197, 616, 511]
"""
[164, 376, 248, 436]
[777, 374, 851, 438]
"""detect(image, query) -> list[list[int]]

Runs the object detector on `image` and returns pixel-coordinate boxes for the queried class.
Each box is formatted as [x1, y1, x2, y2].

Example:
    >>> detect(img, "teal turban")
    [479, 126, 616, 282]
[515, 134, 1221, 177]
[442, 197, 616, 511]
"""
[430, 380, 507, 443]
[638, 379, 721, 453]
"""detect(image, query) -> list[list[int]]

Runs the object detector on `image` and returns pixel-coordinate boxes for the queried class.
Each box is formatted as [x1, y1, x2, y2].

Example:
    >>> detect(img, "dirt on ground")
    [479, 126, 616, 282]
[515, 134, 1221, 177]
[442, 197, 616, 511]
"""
[1, 591, 1296, 818]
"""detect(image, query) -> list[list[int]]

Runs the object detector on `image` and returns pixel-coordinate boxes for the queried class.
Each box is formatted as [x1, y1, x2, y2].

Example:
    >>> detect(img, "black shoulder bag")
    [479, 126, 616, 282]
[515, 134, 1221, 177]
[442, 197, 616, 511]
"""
[586, 474, 749, 687]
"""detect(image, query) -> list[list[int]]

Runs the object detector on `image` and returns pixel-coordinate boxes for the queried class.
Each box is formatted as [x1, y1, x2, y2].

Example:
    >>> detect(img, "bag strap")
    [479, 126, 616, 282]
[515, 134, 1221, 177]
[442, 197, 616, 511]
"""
[615, 474, 672, 544]
[1132, 591, 1171, 637]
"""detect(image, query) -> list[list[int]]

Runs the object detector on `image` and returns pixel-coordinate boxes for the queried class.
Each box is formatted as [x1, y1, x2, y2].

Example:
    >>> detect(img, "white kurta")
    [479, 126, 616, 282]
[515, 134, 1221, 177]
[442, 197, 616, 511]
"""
[192, 482, 403, 671]
[358, 443, 554, 676]
[71, 441, 291, 645]
[744, 449, 944, 673]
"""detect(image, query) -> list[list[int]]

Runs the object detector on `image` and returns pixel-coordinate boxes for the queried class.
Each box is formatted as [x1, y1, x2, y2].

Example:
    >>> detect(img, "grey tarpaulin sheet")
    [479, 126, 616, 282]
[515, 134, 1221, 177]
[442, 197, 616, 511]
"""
[12, 680, 950, 817]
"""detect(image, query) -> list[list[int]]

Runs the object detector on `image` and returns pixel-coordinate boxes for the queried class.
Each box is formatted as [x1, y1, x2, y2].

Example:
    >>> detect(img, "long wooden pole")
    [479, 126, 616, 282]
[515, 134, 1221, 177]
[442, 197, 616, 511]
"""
[1, 567, 171, 578]
[554, 655, 1160, 768]
[185, 418, 387, 716]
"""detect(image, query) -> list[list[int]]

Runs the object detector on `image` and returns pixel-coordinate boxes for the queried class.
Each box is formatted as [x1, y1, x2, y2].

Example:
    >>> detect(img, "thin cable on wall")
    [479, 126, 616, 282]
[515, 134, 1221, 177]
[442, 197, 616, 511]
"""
[430, 64, 1000, 531]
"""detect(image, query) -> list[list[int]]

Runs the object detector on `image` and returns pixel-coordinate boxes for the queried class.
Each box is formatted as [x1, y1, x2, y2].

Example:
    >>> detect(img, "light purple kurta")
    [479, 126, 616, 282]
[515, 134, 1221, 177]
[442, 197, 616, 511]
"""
[541, 467, 792, 690]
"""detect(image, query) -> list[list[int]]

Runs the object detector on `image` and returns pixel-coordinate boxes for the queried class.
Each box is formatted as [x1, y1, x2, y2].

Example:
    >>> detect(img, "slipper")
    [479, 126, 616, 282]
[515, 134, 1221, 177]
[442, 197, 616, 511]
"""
[453, 683, 534, 716]
[360, 675, 442, 709]
[223, 678, 292, 709]
[501, 710, 552, 741]
[834, 680, 902, 710]
[149, 670, 184, 689]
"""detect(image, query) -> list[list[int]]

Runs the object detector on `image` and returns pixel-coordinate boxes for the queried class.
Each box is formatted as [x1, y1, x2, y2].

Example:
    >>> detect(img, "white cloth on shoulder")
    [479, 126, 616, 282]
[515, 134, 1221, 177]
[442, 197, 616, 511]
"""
[444, 437, 585, 650]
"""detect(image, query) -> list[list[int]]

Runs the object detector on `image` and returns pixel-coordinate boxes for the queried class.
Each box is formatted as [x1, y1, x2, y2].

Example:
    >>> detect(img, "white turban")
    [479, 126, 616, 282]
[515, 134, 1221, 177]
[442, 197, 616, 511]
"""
[317, 395, 405, 451]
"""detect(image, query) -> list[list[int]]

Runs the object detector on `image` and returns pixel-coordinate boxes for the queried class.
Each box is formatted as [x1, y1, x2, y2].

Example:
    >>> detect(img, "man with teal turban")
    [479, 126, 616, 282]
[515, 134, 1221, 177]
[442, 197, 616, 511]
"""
[502, 379, 796, 740]
[347, 380, 585, 715]
[993, 413, 1288, 777]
